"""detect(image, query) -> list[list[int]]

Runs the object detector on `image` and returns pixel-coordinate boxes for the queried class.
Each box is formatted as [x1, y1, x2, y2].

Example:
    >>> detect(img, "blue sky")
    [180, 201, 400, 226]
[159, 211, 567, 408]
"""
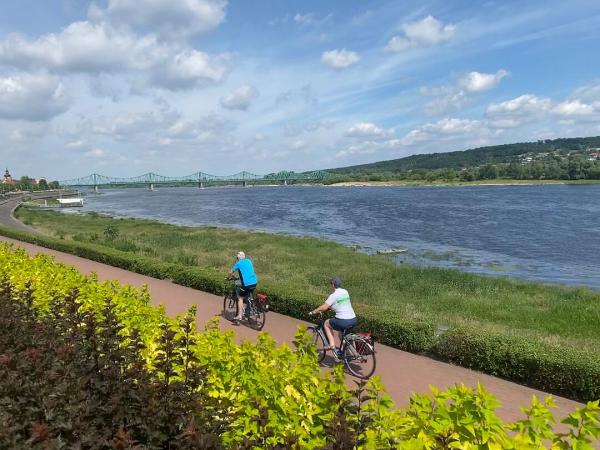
[1, 0, 600, 180]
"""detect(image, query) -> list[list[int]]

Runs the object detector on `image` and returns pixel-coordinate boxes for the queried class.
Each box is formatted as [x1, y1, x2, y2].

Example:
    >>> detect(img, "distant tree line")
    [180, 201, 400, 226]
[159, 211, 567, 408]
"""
[325, 154, 600, 183]
[1, 176, 60, 192]
[330, 136, 600, 174]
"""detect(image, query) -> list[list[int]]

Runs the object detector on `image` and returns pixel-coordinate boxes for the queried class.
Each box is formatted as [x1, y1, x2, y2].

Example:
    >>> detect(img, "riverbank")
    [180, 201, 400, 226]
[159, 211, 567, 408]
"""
[329, 179, 600, 187]
[0, 234, 586, 425]
[8, 207, 600, 402]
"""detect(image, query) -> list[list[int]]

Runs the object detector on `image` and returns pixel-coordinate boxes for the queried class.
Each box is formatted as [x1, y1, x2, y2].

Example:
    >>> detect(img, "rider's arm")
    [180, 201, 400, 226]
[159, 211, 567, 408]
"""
[310, 302, 330, 315]
[228, 261, 239, 278]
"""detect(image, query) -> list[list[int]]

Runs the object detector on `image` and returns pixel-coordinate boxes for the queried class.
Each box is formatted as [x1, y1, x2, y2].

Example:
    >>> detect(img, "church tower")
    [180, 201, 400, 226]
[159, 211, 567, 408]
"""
[2, 168, 15, 184]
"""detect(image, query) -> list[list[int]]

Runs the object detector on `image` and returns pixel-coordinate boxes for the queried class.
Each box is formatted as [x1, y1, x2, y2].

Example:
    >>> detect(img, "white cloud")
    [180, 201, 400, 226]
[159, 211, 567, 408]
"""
[293, 12, 333, 27]
[82, 110, 179, 141]
[85, 148, 106, 158]
[89, 0, 227, 39]
[402, 118, 488, 145]
[335, 139, 401, 158]
[459, 69, 509, 93]
[0, 73, 69, 121]
[164, 115, 234, 142]
[0, 21, 166, 73]
[552, 100, 595, 117]
[284, 120, 335, 137]
[383, 117, 500, 157]
[487, 94, 552, 115]
[219, 85, 259, 110]
[421, 85, 471, 115]
[486, 94, 552, 127]
[290, 140, 307, 150]
[153, 49, 231, 90]
[540, 82, 600, 124]
[385, 16, 456, 52]
[65, 140, 86, 149]
[0, 21, 231, 91]
[345, 122, 393, 139]
[321, 49, 360, 70]
[571, 81, 600, 103]
[421, 69, 509, 115]
[5, 123, 47, 143]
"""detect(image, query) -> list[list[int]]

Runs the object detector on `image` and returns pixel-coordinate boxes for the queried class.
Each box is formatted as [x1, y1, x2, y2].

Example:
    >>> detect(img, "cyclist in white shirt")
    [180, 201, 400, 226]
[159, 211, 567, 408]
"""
[309, 276, 358, 356]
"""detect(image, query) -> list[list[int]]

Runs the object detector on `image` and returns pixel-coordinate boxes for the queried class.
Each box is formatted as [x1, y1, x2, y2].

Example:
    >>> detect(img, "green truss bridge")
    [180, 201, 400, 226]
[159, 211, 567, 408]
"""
[60, 170, 330, 191]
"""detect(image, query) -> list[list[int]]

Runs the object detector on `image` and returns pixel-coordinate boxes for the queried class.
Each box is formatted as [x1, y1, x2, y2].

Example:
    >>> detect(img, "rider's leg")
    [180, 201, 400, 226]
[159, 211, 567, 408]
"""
[324, 319, 337, 349]
[234, 285, 245, 320]
[235, 295, 245, 320]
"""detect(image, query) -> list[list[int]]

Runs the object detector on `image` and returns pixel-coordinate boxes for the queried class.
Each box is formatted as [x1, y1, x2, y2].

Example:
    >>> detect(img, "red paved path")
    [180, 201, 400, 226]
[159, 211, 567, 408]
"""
[0, 236, 584, 423]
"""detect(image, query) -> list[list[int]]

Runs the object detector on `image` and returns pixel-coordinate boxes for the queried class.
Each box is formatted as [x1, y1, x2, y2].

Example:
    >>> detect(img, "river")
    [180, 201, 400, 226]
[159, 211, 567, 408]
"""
[78, 184, 600, 289]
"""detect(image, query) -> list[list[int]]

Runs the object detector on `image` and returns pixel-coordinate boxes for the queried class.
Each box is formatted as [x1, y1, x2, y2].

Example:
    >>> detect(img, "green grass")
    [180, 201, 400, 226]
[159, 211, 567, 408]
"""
[15, 207, 600, 354]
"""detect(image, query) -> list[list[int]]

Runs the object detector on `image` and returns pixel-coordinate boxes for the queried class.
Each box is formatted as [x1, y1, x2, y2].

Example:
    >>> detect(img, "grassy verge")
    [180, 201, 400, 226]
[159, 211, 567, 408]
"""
[6, 207, 600, 402]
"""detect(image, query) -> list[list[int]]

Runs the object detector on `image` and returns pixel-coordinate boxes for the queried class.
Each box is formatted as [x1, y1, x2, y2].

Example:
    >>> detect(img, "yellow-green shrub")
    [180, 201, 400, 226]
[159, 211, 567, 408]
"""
[0, 242, 598, 449]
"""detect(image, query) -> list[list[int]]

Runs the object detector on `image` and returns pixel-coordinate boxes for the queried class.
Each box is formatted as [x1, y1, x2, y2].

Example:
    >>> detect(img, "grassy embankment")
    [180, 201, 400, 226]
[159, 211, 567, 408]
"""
[14, 207, 600, 351]
[9, 207, 600, 401]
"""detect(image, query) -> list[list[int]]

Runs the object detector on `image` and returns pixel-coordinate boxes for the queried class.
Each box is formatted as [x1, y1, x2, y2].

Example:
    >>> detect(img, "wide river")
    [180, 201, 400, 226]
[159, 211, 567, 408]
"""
[79, 184, 600, 289]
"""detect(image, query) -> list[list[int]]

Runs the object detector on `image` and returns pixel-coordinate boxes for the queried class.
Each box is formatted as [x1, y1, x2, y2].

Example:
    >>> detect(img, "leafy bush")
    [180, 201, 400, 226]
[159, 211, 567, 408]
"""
[1, 226, 599, 403]
[0, 290, 217, 449]
[104, 224, 119, 241]
[435, 326, 600, 402]
[0, 243, 598, 448]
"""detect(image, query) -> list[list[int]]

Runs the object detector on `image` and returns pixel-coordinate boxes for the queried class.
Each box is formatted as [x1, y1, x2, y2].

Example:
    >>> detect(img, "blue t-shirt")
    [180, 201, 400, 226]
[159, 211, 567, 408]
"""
[232, 258, 258, 287]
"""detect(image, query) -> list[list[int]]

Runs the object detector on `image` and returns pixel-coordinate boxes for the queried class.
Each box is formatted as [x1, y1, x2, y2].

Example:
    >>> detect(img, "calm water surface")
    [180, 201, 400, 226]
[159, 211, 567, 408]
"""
[79, 185, 600, 289]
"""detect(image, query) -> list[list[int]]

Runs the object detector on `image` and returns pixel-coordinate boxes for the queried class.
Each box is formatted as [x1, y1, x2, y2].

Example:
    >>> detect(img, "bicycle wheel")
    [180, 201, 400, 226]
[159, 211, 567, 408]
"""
[342, 336, 376, 379]
[309, 327, 328, 363]
[248, 305, 266, 331]
[222, 293, 237, 320]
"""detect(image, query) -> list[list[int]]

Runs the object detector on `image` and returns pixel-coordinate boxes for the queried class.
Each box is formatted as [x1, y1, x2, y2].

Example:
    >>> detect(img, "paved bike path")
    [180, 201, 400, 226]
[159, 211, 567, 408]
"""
[0, 235, 583, 423]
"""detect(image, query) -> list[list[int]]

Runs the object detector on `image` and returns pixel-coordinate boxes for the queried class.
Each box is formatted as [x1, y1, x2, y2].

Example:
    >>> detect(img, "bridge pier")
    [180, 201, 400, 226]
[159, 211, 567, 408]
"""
[283, 179, 287, 186]
[242, 181, 247, 187]
[198, 181, 204, 189]
[149, 183, 155, 191]
[94, 185, 99, 193]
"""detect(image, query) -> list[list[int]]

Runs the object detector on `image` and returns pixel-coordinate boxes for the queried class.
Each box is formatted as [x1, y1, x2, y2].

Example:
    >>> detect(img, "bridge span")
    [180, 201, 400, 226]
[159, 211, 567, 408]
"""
[59, 170, 330, 191]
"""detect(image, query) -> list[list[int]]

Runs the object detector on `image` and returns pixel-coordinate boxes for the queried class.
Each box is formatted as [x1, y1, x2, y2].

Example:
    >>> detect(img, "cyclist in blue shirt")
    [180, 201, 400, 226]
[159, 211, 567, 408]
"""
[228, 251, 258, 322]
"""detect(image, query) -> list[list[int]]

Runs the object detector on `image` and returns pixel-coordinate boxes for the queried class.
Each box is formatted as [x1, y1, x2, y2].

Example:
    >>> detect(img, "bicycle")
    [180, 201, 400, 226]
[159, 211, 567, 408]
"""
[222, 279, 268, 331]
[308, 315, 376, 379]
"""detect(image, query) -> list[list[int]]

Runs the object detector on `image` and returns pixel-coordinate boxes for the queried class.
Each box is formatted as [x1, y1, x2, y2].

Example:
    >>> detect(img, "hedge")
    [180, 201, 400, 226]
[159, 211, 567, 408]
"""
[3, 243, 599, 448]
[1, 224, 598, 403]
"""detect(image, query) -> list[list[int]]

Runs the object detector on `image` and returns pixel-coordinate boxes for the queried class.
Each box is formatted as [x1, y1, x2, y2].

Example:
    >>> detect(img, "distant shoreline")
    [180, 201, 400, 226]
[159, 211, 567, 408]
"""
[329, 179, 600, 187]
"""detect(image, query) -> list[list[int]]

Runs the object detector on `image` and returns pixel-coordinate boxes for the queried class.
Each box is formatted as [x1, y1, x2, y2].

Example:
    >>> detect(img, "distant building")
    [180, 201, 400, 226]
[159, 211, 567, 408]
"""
[2, 168, 16, 185]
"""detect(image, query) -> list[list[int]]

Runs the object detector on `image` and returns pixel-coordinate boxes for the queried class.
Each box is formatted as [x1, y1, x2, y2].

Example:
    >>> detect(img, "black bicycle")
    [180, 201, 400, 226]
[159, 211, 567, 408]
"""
[308, 315, 376, 379]
[222, 279, 268, 331]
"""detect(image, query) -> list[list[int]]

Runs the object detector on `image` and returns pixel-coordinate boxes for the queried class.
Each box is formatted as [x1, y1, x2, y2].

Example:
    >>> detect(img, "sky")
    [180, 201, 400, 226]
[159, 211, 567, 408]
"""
[1, 0, 600, 180]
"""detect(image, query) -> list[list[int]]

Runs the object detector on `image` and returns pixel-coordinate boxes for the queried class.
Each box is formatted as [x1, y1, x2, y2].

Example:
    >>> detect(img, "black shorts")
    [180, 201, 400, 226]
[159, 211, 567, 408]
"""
[236, 284, 256, 297]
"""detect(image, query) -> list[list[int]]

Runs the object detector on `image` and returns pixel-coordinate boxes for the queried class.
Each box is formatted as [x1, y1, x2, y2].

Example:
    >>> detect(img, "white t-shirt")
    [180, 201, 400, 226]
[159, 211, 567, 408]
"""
[325, 288, 356, 320]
